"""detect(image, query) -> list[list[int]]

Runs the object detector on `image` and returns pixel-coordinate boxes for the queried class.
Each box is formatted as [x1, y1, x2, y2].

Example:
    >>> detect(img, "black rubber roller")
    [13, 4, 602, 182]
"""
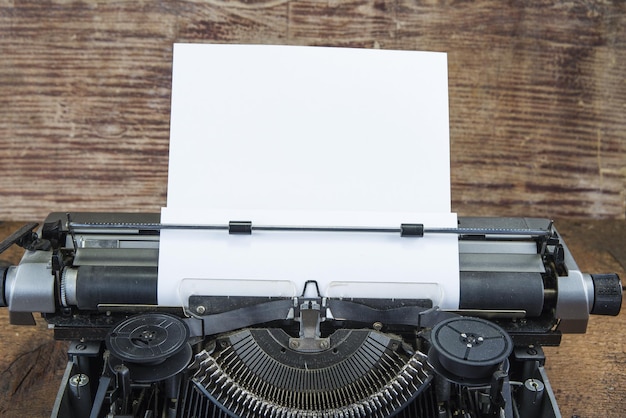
[590, 274, 622, 316]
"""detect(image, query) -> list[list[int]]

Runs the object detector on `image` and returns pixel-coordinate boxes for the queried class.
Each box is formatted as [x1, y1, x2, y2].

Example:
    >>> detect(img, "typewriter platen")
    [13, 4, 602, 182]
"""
[0, 212, 622, 418]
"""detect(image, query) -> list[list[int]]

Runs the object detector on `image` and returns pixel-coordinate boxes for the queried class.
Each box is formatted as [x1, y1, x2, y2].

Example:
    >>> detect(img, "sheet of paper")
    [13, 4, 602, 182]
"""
[166, 44, 451, 213]
[158, 44, 460, 309]
[159, 209, 458, 308]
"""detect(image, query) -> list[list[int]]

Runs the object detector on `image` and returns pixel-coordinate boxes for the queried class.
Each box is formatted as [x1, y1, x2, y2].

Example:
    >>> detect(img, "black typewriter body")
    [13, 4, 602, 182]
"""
[0, 212, 621, 418]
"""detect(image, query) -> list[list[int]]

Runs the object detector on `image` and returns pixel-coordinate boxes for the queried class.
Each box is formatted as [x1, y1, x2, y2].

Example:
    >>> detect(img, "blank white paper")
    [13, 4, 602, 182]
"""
[166, 44, 451, 213]
[158, 44, 460, 309]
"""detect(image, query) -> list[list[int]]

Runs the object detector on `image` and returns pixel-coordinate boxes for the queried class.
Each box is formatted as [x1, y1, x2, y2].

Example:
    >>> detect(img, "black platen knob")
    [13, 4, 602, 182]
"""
[590, 274, 622, 316]
[0, 261, 8, 307]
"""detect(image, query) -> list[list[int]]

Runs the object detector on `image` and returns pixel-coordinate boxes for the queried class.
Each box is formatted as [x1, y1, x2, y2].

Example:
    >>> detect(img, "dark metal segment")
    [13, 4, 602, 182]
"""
[327, 300, 457, 327]
[195, 298, 294, 336]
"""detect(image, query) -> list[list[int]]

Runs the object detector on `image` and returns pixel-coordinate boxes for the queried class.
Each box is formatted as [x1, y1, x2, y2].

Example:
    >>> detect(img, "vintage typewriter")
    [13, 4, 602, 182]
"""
[0, 212, 621, 418]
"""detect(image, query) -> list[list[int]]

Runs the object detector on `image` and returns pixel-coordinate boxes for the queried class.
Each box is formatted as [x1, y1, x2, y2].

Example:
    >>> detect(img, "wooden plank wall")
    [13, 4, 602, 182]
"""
[0, 0, 624, 221]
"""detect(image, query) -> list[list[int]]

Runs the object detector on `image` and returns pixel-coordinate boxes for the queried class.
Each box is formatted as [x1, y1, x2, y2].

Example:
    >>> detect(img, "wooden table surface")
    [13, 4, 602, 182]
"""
[0, 218, 624, 417]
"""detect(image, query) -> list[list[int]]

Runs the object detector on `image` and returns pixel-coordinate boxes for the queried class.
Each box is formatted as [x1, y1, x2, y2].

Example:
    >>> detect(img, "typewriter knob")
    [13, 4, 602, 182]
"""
[0, 261, 9, 307]
[590, 274, 622, 316]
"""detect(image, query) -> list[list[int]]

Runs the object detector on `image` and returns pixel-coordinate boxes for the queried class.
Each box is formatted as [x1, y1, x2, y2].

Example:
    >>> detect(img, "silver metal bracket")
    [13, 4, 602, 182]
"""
[289, 299, 330, 352]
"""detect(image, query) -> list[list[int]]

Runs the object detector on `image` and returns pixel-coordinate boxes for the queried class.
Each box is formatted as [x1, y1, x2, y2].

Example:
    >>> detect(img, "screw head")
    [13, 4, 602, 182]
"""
[69, 374, 89, 386]
[196, 305, 206, 315]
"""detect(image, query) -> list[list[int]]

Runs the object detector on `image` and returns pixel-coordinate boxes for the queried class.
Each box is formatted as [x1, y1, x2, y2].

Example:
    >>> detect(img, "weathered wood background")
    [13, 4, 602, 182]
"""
[0, 0, 624, 221]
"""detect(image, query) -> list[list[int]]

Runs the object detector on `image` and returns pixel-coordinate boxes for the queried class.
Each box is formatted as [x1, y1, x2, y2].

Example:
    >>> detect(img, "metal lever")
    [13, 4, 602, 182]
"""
[0, 222, 39, 254]
[289, 299, 330, 352]
[69, 221, 552, 238]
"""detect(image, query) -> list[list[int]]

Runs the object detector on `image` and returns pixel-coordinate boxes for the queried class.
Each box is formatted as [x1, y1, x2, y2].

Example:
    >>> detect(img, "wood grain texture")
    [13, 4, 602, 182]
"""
[0, 219, 624, 417]
[0, 0, 624, 222]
